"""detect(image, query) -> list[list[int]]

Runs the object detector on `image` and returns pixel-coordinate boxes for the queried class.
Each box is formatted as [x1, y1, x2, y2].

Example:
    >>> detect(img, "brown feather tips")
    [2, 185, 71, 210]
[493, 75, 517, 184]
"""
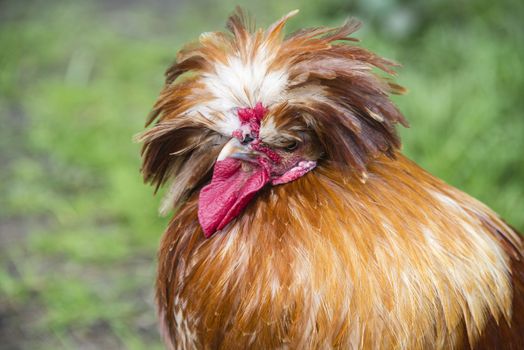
[280, 19, 409, 176]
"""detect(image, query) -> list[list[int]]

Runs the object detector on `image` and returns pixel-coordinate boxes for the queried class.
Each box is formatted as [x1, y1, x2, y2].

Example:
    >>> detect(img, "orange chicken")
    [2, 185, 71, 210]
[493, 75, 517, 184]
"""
[139, 9, 524, 349]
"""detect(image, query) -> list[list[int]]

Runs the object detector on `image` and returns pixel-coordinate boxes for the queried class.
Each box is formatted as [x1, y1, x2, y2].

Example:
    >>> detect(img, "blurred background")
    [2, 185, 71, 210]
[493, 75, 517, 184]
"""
[0, 0, 522, 348]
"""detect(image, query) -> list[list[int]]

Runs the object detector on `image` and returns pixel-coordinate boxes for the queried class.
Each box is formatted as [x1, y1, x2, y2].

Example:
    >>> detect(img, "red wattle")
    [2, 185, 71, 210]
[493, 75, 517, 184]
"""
[198, 158, 270, 237]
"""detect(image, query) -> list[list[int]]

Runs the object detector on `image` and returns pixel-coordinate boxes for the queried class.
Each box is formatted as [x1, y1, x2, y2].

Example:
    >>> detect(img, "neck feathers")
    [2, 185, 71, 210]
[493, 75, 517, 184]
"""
[157, 154, 521, 348]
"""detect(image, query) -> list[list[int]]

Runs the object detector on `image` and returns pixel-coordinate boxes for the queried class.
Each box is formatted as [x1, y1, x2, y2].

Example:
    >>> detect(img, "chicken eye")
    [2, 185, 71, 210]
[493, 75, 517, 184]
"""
[284, 141, 299, 152]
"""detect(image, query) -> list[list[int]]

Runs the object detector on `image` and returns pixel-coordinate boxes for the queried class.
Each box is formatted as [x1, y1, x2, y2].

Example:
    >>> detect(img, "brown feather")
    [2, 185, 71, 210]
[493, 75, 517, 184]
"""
[156, 154, 523, 349]
[471, 224, 524, 349]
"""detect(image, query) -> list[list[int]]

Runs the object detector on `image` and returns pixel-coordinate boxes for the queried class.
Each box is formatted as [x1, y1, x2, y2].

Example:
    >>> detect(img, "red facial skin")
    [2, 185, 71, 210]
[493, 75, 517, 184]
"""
[197, 103, 317, 237]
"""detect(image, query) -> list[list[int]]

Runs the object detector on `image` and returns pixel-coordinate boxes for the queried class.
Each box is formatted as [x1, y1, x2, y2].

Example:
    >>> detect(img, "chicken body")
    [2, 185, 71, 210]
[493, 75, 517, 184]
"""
[157, 155, 523, 349]
[141, 9, 524, 349]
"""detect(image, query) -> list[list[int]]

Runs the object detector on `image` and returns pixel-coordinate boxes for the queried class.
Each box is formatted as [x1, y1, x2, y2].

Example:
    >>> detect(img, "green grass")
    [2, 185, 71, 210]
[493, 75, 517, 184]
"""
[0, 0, 522, 348]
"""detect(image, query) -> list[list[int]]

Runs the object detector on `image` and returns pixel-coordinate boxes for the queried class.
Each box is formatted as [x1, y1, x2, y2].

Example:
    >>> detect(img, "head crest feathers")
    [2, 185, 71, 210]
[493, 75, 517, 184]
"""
[139, 8, 408, 208]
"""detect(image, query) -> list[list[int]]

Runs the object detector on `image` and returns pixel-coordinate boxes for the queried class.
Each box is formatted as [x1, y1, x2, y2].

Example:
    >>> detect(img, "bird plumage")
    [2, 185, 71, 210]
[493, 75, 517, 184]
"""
[140, 8, 524, 349]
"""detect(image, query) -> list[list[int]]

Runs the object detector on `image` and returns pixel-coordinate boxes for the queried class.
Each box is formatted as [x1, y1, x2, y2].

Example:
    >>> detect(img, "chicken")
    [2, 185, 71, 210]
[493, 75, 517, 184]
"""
[139, 8, 524, 349]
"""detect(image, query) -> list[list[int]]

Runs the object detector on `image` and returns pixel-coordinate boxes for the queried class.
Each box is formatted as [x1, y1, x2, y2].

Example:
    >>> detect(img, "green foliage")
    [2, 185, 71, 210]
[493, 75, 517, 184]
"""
[0, 0, 522, 348]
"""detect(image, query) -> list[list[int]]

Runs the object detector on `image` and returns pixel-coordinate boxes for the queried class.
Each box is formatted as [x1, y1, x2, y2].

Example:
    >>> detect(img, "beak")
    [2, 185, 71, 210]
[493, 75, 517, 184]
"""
[217, 138, 260, 162]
